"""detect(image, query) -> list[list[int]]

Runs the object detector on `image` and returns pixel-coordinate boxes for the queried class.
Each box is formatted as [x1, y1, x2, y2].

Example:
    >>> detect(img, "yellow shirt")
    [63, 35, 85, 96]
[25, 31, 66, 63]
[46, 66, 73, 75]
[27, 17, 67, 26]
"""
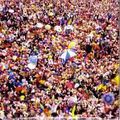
[39, 80, 45, 85]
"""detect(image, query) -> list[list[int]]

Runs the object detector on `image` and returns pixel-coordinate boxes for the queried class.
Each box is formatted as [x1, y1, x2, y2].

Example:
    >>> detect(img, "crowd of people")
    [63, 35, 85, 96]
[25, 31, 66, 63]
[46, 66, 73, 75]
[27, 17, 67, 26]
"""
[0, 0, 119, 119]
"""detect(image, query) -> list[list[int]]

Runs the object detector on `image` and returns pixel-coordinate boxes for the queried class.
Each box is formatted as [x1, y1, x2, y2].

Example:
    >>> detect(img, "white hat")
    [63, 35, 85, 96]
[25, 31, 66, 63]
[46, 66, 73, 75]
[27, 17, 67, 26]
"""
[8, 9, 14, 13]
[54, 25, 62, 32]
[35, 23, 44, 28]
[45, 24, 51, 30]
[64, 25, 74, 31]
[31, 89, 35, 93]
[31, 98, 35, 101]
[74, 83, 79, 88]
[48, 12, 54, 16]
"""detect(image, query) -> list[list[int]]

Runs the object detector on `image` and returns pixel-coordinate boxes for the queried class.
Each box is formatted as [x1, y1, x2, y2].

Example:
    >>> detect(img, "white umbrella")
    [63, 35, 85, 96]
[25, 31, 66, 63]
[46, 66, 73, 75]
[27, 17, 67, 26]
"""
[60, 49, 76, 61]
[27, 55, 38, 69]
[27, 63, 36, 69]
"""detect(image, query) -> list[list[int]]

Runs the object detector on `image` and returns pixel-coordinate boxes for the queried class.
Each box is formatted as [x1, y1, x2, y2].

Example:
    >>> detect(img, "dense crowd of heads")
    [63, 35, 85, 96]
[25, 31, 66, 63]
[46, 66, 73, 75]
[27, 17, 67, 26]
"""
[0, 0, 119, 119]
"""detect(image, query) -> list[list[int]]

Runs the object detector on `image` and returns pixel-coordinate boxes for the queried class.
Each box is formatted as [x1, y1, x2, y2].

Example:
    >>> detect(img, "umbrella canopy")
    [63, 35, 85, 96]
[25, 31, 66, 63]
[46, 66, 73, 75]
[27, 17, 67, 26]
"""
[60, 49, 76, 61]
[102, 93, 115, 104]
[28, 63, 36, 69]
[27, 55, 38, 69]
[113, 75, 120, 85]
[68, 41, 76, 49]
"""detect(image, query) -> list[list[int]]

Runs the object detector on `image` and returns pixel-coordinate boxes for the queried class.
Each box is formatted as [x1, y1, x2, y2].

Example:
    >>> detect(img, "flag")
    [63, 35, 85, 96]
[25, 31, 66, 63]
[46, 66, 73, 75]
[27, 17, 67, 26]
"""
[60, 49, 76, 61]
[96, 84, 107, 91]
[113, 75, 120, 85]
[72, 105, 77, 120]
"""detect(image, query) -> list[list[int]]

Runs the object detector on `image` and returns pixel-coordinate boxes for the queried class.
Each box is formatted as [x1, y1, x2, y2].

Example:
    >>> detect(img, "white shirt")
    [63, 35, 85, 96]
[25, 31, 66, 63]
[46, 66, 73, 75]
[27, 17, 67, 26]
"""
[64, 25, 74, 31]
